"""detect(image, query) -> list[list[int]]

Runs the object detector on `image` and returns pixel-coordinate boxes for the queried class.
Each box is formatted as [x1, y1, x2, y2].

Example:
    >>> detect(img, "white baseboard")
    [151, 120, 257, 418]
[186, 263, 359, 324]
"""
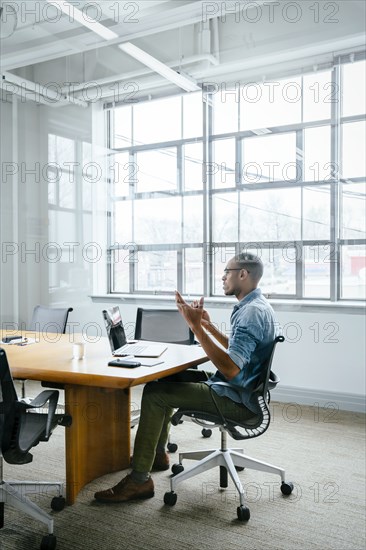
[273, 385, 366, 413]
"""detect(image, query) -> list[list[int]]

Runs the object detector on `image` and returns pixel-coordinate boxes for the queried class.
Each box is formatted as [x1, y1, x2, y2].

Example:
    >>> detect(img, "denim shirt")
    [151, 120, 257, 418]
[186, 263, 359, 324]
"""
[206, 288, 279, 414]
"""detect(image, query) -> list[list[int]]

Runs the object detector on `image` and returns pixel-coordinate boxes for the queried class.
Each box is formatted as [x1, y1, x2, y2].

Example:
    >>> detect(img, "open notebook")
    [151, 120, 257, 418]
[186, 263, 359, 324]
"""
[102, 306, 167, 358]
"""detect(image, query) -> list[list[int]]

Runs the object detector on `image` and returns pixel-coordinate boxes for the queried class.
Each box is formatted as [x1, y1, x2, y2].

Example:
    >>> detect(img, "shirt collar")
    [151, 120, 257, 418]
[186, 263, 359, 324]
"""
[233, 288, 262, 312]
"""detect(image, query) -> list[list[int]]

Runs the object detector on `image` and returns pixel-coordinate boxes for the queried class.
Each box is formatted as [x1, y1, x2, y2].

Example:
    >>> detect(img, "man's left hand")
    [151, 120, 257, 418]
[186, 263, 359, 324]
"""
[175, 291, 203, 331]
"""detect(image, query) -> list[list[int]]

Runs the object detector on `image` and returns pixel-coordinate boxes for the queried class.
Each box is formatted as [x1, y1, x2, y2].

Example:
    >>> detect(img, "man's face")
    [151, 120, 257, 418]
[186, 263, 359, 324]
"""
[222, 259, 243, 297]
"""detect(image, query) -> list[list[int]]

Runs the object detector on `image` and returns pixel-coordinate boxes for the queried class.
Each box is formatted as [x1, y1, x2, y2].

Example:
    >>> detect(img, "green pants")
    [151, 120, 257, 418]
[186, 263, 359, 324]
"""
[132, 372, 256, 474]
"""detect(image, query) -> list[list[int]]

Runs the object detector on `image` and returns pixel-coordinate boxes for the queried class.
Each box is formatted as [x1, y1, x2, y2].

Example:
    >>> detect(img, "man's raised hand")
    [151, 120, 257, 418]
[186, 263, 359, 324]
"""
[175, 291, 203, 330]
[191, 296, 210, 325]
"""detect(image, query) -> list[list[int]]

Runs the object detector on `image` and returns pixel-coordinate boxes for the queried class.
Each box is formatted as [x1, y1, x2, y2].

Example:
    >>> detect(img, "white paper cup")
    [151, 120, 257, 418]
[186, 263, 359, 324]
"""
[73, 342, 85, 359]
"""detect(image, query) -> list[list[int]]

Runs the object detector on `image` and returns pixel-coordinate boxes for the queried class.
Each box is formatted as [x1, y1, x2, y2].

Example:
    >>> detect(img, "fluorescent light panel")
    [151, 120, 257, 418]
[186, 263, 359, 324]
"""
[118, 42, 200, 92]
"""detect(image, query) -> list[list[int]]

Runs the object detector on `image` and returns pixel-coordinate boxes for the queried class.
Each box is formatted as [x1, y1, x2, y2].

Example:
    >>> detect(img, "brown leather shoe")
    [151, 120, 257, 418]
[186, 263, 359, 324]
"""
[152, 451, 170, 471]
[94, 474, 154, 503]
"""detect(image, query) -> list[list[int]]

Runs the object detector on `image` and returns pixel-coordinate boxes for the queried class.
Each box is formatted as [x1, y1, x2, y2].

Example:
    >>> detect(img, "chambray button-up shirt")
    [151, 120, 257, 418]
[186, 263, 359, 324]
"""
[206, 288, 279, 414]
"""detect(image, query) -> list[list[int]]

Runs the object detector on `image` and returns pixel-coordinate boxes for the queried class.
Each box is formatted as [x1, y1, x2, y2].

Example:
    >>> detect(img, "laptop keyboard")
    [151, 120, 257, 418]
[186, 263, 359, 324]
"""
[117, 344, 147, 355]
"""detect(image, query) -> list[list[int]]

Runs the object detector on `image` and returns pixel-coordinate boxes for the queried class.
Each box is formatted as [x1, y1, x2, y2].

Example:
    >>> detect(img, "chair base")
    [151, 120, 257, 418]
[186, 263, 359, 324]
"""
[170, 447, 286, 509]
[0, 480, 64, 535]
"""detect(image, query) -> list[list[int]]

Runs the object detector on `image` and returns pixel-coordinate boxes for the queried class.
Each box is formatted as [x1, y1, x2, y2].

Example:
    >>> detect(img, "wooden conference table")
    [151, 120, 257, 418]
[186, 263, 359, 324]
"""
[1, 331, 208, 505]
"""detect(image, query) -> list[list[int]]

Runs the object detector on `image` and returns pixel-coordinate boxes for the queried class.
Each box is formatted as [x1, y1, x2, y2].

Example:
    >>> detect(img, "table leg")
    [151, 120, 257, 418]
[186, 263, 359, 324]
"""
[64, 385, 131, 505]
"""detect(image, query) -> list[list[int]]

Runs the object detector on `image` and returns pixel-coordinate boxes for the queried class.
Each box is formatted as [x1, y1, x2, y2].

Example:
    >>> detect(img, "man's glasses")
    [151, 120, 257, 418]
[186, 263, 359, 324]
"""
[223, 268, 250, 274]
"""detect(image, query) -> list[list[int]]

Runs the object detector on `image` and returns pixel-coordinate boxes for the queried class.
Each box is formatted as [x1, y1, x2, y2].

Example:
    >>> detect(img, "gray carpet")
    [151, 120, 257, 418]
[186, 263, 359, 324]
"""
[1, 383, 365, 550]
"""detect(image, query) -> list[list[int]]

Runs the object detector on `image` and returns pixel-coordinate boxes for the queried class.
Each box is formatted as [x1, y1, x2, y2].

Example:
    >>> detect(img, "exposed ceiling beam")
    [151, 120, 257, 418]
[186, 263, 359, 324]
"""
[62, 34, 366, 104]
[46, 0, 200, 92]
[46, 0, 118, 40]
[59, 54, 218, 94]
[199, 34, 366, 80]
[2, 1, 278, 72]
[1, 72, 88, 107]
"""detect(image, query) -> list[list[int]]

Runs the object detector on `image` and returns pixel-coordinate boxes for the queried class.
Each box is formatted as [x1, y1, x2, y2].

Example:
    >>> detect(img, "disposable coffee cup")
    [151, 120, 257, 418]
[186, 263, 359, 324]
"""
[73, 342, 85, 360]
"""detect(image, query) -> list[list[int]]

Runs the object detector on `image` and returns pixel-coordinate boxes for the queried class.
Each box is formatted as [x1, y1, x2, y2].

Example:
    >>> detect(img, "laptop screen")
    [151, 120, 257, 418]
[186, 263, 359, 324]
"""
[102, 306, 127, 352]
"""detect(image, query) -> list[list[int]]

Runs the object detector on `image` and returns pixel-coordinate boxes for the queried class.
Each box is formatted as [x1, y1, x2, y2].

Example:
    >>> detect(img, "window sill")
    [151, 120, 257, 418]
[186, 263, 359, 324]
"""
[90, 294, 366, 314]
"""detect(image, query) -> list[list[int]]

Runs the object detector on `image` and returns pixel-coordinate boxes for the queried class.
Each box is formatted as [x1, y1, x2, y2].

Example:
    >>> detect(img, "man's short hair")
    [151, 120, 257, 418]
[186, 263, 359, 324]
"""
[234, 252, 264, 283]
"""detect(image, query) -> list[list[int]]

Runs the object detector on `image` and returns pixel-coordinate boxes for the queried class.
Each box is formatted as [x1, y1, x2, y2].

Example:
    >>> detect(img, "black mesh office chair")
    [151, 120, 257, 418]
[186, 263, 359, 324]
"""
[164, 336, 294, 521]
[0, 348, 72, 550]
[29, 306, 73, 335]
[19, 306, 73, 398]
[134, 307, 195, 345]
[133, 308, 196, 452]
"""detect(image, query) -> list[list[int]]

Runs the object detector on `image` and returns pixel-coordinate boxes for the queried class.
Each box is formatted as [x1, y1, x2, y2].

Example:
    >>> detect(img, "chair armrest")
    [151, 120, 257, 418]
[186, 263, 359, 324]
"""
[268, 370, 280, 390]
[25, 390, 59, 440]
[25, 390, 59, 409]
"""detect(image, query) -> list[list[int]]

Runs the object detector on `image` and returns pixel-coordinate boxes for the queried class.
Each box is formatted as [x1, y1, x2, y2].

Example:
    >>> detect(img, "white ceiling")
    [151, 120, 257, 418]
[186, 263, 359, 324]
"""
[1, 0, 365, 105]
[1, 1, 198, 70]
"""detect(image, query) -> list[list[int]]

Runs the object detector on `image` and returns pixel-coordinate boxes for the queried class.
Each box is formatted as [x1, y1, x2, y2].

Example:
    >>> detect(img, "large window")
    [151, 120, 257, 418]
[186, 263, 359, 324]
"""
[107, 55, 366, 301]
[47, 135, 93, 294]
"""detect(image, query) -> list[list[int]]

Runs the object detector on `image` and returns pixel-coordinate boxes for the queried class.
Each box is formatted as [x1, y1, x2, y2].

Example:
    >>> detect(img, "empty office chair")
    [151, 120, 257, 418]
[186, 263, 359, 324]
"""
[164, 336, 294, 521]
[134, 307, 195, 345]
[133, 308, 196, 451]
[19, 306, 73, 398]
[29, 305, 73, 335]
[0, 347, 71, 550]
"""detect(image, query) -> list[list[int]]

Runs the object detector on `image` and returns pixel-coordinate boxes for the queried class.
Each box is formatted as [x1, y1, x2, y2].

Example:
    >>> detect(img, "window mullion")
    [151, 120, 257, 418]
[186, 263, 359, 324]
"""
[297, 128, 304, 299]
[330, 62, 342, 301]
[203, 87, 212, 297]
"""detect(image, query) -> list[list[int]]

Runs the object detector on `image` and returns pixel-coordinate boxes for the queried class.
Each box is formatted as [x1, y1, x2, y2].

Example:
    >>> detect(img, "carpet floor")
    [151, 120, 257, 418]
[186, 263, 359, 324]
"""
[1, 383, 365, 550]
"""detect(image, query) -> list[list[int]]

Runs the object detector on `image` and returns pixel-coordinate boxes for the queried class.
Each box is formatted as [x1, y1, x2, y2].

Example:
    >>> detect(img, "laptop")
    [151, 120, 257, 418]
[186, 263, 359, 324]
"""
[102, 306, 167, 358]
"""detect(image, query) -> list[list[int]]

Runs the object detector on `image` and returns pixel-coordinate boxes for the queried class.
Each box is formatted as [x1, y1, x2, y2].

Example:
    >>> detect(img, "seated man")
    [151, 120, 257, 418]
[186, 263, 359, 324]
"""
[94, 252, 279, 503]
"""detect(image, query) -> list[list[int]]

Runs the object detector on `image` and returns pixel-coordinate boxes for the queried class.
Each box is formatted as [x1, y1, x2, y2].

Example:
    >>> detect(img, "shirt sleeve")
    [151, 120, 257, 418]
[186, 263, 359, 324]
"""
[227, 305, 266, 370]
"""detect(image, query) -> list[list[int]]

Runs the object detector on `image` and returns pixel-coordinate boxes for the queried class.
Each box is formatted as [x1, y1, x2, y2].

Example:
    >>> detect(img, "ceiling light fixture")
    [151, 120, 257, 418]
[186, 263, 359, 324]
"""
[118, 42, 200, 93]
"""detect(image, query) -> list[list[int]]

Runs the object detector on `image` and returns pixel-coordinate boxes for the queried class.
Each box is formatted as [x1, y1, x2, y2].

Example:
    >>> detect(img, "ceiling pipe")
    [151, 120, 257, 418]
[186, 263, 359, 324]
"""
[211, 17, 220, 64]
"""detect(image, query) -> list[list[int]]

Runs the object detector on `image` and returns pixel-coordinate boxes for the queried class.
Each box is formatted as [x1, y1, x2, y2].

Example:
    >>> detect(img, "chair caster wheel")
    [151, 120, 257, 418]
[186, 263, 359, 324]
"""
[237, 505, 250, 521]
[201, 428, 212, 438]
[235, 466, 245, 472]
[51, 496, 65, 511]
[171, 463, 184, 475]
[167, 442, 178, 453]
[164, 491, 177, 506]
[281, 481, 294, 495]
[40, 534, 57, 550]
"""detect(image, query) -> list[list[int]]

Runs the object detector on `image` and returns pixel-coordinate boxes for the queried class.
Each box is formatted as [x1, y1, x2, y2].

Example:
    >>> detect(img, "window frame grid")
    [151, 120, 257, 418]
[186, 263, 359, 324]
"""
[107, 55, 366, 302]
